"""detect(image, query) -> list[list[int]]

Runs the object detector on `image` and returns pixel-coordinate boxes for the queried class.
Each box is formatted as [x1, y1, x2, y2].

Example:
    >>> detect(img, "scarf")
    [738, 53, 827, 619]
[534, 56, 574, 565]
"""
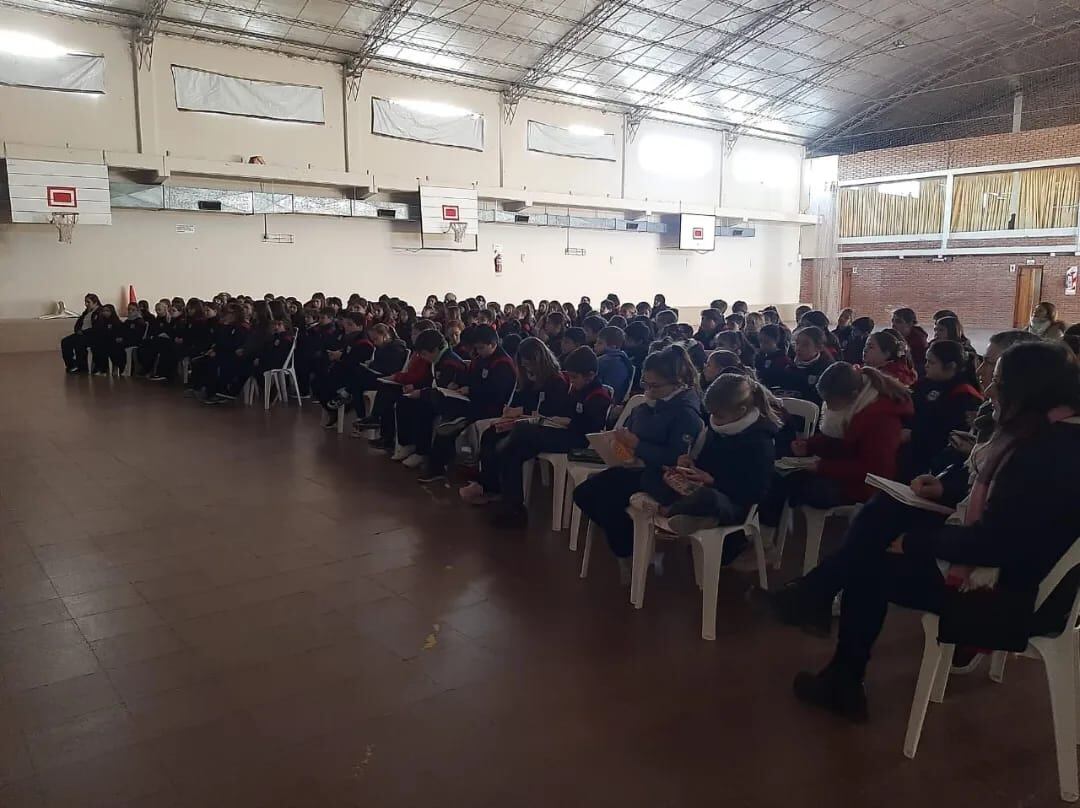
[819, 377, 878, 438]
[710, 409, 760, 436]
[1028, 317, 1052, 337]
[794, 352, 821, 369]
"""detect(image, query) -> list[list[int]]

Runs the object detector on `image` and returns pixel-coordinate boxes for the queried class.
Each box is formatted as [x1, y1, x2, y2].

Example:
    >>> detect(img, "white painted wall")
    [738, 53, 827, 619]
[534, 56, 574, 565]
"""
[0, 7, 137, 153]
[724, 136, 804, 212]
[0, 210, 801, 317]
[623, 119, 724, 207]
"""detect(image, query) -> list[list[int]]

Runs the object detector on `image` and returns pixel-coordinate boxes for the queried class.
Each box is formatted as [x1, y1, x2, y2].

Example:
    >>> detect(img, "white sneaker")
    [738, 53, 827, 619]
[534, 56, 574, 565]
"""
[391, 444, 416, 461]
[401, 453, 425, 469]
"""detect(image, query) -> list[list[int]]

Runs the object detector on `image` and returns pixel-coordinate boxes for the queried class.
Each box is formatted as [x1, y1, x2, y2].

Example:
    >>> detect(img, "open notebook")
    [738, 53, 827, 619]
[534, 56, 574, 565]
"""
[865, 474, 955, 515]
[586, 432, 644, 468]
[436, 386, 470, 402]
[774, 456, 820, 473]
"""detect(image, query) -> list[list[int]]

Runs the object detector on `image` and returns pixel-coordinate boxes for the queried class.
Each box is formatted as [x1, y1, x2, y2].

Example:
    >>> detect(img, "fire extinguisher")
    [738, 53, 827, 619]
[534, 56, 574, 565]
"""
[494, 251, 503, 275]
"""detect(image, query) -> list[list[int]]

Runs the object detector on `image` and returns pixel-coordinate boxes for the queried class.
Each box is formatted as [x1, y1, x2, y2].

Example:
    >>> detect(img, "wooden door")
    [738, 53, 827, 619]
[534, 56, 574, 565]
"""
[1013, 265, 1043, 328]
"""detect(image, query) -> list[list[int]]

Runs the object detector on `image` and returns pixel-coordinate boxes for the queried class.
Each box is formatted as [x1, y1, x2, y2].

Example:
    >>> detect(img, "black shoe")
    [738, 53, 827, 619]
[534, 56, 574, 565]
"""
[793, 666, 868, 724]
[417, 464, 446, 484]
[66, 367, 84, 374]
[491, 503, 528, 529]
[754, 581, 834, 638]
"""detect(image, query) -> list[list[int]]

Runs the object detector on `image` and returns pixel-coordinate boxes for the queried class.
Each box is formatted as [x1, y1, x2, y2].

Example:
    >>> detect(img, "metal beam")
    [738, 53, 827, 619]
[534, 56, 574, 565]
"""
[344, 0, 417, 99]
[133, 0, 167, 69]
[808, 16, 1080, 152]
[500, 0, 635, 123]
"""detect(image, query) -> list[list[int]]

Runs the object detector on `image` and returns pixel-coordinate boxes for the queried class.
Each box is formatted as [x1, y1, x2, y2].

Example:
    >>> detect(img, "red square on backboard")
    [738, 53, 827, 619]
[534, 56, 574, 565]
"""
[47, 186, 78, 208]
[692, 227, 704, 240]
[442, 204, 460, 221]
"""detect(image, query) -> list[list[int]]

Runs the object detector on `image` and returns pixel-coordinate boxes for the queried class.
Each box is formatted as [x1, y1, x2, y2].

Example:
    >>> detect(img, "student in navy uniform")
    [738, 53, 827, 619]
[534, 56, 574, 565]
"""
[842, 316, 875, 365]
[61, 294, 102, 374]
[297, 307, 339, 397]
[191, 303, 249, 403]
[90, 304, 126, 375]
[393, 329, 469, 464]
[624, 321, 652, 389]
[783, 326, 834, 405]
[360, 323, 437, 449]
[541, 311, 567, 352]
[754, 324, 793, 390]
[595, 325, 634, 402]
[560, 327, 588, 362]
[694, 308, 724, 351]
[905, 340, 984, 479]
[315, 314, 373, 426]
[573, 345, 704, 581]
[582, 315, 606, 348]
[469, 345, 613, 527]
[416, 325, 517, 483]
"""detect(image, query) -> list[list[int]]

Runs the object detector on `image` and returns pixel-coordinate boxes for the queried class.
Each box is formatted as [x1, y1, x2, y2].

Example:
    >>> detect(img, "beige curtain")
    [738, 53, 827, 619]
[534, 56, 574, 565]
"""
[1017, 165, 1080, 229]
[838, 178, 944, 238]
[950, 171, 1013, 232]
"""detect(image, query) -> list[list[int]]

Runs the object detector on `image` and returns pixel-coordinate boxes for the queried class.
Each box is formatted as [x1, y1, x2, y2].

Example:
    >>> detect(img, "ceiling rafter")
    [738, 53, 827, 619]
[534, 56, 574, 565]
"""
[809, 14, 1080, 153]
[133, 0, 168, 69]
[499, 0, 637, 123]
[343, 0, 417, 98]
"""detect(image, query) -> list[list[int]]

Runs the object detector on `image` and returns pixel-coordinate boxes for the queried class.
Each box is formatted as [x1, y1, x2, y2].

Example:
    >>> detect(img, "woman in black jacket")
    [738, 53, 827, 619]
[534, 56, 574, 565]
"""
[89, 304, 126, 375]
[60, 293, 101, 374]
[765, 341, 1080, 722]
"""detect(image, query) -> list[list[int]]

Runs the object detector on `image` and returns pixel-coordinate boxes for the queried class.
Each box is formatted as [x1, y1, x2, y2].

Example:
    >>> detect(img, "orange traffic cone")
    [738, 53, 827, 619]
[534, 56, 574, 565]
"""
[128, 285, 137, 305]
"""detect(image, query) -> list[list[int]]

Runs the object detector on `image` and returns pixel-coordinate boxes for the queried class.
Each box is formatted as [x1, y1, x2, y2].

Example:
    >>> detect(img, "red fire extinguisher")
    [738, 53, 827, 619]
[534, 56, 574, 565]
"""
[494, 251, 503, 275]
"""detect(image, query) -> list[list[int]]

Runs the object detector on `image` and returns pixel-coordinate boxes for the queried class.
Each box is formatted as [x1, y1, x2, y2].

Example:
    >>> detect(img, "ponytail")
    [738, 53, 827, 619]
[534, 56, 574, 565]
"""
[704, 373, 785, 428]
[859, 366, 912, 403]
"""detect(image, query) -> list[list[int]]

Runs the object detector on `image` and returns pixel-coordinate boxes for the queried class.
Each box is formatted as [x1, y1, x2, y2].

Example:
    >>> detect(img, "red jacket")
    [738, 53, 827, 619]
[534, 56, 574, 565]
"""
[806, 394, 914, 501]
[391, 353, 432, 387]
[880, 359, 917, 388]
[906, 326, 929, 373]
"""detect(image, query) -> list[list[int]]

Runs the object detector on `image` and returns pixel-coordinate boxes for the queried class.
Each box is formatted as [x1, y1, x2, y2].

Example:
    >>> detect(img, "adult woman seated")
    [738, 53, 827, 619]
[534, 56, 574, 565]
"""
[764, 340, 1080, 722]
[60, 293, 101, 374]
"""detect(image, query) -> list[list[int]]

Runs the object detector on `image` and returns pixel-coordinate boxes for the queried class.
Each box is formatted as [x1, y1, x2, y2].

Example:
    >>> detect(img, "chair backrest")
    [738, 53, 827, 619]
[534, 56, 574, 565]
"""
[1035, 537, 1080, 634]
[614, 394, 647, 430]
[622, 366, 637, 404]
[780, 397, 819, 439]
[281, 328, 299, 370]
[401, 349, 411, 372]
[689, 422, 708, 460]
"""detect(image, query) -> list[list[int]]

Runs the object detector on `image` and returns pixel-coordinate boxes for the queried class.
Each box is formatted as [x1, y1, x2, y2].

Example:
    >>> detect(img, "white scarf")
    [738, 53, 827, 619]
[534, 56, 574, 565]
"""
[819, 377, 878, 438]
[710, 409, 759, 436]
[794, 352, 821, 368]
[1029, 317, 1051, 336]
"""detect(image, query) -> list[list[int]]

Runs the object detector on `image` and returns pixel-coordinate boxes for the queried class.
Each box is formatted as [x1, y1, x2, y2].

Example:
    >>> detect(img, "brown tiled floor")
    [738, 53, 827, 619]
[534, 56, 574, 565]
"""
[0, 353, 1063, 806]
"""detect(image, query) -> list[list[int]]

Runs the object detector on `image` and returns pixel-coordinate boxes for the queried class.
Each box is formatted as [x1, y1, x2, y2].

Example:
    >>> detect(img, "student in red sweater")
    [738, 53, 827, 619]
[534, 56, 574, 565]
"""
[861, 331, 917, 387]
[891, 307, 928, 375]
[760, 363, 913, 529]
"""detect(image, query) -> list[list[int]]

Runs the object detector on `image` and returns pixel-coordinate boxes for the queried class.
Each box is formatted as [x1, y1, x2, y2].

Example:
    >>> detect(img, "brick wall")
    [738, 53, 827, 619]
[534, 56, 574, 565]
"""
[837, 122, 1080, 181]
[801, 256, 1080, 330]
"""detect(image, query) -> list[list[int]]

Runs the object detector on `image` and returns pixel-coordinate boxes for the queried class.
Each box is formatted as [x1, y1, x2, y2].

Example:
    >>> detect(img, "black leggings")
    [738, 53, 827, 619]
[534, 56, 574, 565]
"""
[760, 470, 856, 527]
[479, 423, 583, 505]
[91, 339, 126, 374]
[60, 333, 89, 371]
[572, 467, 646, 558]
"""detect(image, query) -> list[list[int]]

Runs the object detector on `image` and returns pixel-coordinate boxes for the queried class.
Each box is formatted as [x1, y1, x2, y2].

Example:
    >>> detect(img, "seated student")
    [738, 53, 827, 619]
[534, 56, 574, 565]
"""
[136, 301, 170, 377]
[743, 312, 764, 349]
[192, 304, 251, 404]
[595, 325, 634, 402]
[832, 308, 854, 353]
[891, 307, 929, 374]
[463, 345, 611, 527]
[582, 315, 606, 348]
[754, 324, 793, 390]
[782, 326, 834, 404]
[147, 303, 187, 382]
[841, 316, 874, 365]
[655, 309, 679, 334]
[61, 294, 102, 374]
[416, 325, 518, 483]
[1027, 301, 1067, 341]
[297, 307, 340, 395]
[560, 327, 588, 361]
[393, 328, 470, 465]
[122, 303, 148, 352]
[709, 299, 728, 316]
[905, 340, 984, 479]
[695, 308, 724, 350]
[725, 313, 745, 333]
[732, 300, 748, 315]
[656, 374, 781, 563]
[702, 349, 746, 390]
[542, 311, 567, 352]
[764, 341, 1080, 722]
[360, 323, 435, 448]
[315, 314, 373, 426]
[253, 317, 295, 375]
[760, 363, 913, 531]
[861, 331, 917, 387]
[572, 345, 704, 582]
[624, 321, 652, 387]
[90, 304, 126, 375]
[715, 329, 757, 368]
[933, 316, 980, 383]
[800, 310, 841, 358]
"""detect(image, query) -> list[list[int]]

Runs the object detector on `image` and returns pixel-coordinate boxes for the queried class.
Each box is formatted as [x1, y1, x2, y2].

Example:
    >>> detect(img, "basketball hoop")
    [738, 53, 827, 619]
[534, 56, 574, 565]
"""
[447, 222, 468, 243]
[50, 213, 78, 244]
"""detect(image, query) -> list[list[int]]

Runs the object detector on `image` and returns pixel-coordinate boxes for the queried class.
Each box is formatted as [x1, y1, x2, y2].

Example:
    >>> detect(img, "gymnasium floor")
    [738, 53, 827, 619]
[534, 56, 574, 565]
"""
[0, 352, 1060, 807]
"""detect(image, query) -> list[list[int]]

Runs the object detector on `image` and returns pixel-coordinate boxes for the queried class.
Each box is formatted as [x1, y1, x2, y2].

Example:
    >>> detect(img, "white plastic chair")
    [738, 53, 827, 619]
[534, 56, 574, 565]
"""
[779, 397, 819, 440]
[904, 536, 1080, 803]
[579, 422, 707, 579]
[775, 503, 862, 575]
[124, 346, 138, 376]
[565, 394, 647, 554]
[338, 350, 410, 434]
[262, 330, 301, 410]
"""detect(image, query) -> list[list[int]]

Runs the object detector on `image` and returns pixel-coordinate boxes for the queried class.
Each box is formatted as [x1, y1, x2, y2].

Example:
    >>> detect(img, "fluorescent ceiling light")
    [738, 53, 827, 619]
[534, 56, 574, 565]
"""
[878, 180, 920, 198]
[637, 133, 713, 180]
[391, 98, 477, 118]
[568, 124, 605, 137]
[0, 30, 68, 58]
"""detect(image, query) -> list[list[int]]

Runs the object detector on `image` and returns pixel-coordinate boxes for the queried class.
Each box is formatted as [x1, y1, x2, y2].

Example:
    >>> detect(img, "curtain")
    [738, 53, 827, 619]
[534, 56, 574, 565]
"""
[0, 52, 104, 93]
[172, 66, 325, 123]
[838, 178, 944, 238]
[1017, 166, 1080, 229]
[526, 121, 616, 161]
[371, 98, 484, 151]
[950, 171, 1013, 232]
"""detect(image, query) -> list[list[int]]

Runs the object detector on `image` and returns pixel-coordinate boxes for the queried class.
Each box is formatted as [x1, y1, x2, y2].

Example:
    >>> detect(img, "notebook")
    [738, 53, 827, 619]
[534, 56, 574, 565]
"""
[864, 474, 955, 515]
[586, 432, 643, 468]
[774, 456, 820, 473]
[436, 386, 470, 402]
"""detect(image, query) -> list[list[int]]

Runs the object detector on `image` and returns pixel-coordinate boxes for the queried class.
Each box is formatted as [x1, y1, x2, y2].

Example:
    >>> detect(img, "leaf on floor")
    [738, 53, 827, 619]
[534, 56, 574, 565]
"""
[422, 622, 441, 650]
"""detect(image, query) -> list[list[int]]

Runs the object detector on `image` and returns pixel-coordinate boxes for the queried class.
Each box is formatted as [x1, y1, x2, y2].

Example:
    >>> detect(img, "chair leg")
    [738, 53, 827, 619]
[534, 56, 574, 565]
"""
[930, 643, 955, 704]
[989, 651, 1008, 683]
[276, 374, 288, 406]
[773, 503, 792, 570]
[551, 464, 567, 532]
[629, 511, 655, 609]
[748, 524, 769, 590]
[289, 370, 302, 407]
[1038, 635, 1080, 802]
[699, 536, 725, 641]
[801, 508, 828, 575]
[904, 614, 945, 759]
[539, 461, 552, 487]
[521, 460, 535, 507]
[691, 542, 704, 589]
[563, 477, 577, 549]
[337, 405, 345, 434]
[580, 520, 595, 578]
[570, 502, 583, 553]
[263, 373, 272, 410]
